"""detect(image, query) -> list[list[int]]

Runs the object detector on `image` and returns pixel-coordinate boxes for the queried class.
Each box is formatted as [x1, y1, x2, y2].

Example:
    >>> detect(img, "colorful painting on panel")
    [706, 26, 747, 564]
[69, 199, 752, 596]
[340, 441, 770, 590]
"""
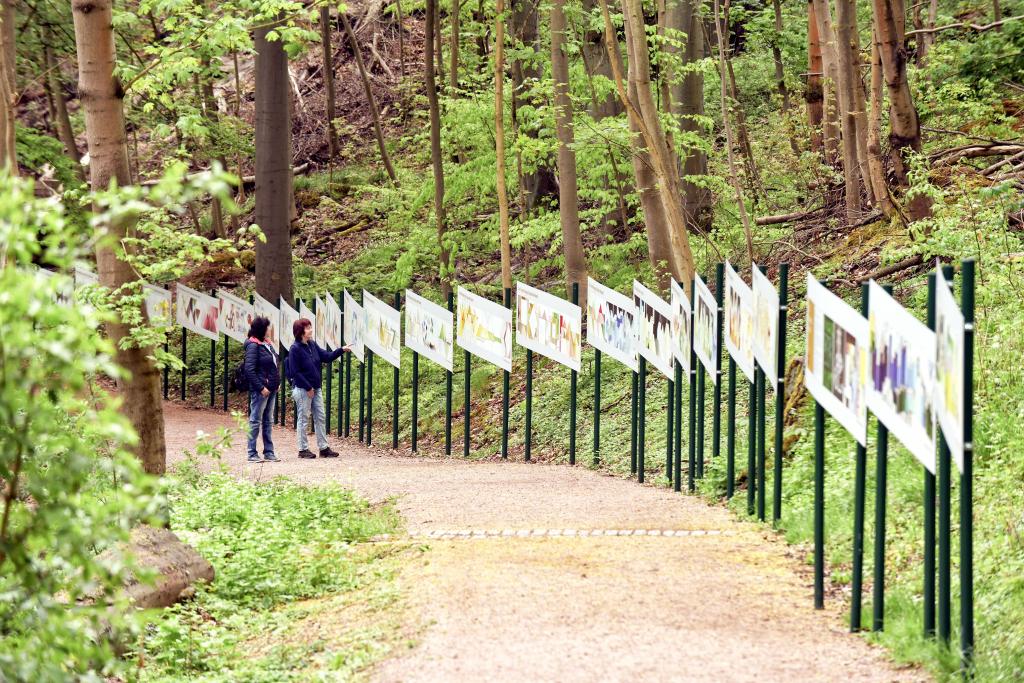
[300, 301, 316, 344]
[586, 277, 637, 372]
[633, 280, 675, 379]
[457, 288, 513, 372]
[176, 284, 220, 341]
[693, 275, 719, 383]
[217, 290, 254, 343]
[343, 290, 365, 362]
[323, 293, 343, 351]
[279, 297, 301, 350]
[670, 279, 691, 375]
[724, 262, 755, 383]
[405, 290, 454, 371]
[144, 285, 173, 328]
[363, 290, 401, 368]
[515, 282, 582, 372]
[252, 293, 281, 350]
[751, 265, 779, 386]
[934, 266, 965, 472]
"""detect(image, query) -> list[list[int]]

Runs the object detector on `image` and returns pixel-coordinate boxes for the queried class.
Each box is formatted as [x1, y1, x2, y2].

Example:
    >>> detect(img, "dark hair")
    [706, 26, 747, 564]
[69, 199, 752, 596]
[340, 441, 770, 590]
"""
[248, 316, 271, 341]
[293, 317, 312, 341]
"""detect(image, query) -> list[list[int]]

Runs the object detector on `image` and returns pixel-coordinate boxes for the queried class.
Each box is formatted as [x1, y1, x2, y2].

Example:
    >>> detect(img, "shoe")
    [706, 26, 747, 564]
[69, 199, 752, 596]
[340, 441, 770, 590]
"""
[263, 454, 280, 462]
[247, 455, 262, 463]
[297, 449, 316, 459]
[319, 447, 339, 458]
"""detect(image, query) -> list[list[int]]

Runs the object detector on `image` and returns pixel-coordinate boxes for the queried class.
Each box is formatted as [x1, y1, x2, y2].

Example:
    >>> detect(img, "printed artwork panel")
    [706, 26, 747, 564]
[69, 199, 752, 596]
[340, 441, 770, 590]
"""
[300, 301, 316, 344]
[176, 284, 220, 341]
[866, 281, 937, 472]
[693, 274, 719, 384]
[144, 285, 173, 328]
[324, 293, 343, 351]
[253, 293, 281, 351]
[670, 279, 691, 375]
[633, 280, 675, 379]
[457, 288, 513, 372]
[751, 266, 779, 387]
[515, 282, 582, 372]
[363, 290, 402, 368]
[586, 277, 638, 371]
[724, 263, 755, 383]
[343, 290, 365, 362]
[405, 289, 454, 371]
[217, 290, 254, 343]
[934, 267, 965, 472]
[279, 298, 301, 351]
[314, 296, 328, 348]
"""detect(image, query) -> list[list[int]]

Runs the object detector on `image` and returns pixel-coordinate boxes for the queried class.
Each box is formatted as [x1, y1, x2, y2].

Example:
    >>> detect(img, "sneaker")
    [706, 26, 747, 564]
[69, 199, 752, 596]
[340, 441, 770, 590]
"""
[319, 447, 339, 458]
[297, 449, 317, 459]
[263, 454, 280, 462]
[247, 455, 262, 463]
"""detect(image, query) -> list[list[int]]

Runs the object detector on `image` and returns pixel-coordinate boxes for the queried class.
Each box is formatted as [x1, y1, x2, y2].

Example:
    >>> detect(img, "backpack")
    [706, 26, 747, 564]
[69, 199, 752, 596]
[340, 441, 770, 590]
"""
[231, 342, 253, 393]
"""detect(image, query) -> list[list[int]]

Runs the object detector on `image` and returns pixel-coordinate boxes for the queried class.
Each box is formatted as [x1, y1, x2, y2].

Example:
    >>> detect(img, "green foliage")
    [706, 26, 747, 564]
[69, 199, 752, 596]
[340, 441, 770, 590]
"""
[0, 171, 162, 681]
[135, 461, 401, 681]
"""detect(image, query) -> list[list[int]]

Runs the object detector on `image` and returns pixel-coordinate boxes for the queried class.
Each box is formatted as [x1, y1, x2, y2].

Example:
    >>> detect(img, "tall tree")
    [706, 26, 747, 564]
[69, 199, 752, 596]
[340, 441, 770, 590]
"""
[71, 0, 166, 475]
[829, 0, 864, 219]
[551, 0, 588, 301]
[0, 0, 16, 172]
[320, 5, 339, 159]
[449, 0, 460, 91]
[426, 0, 451, 295]
[871, 0, 930, 219]
[806, 0, 824, 153]
[511, 0, 556, 214]
[254, 17, 294, 305]
[495, 0, 513, 291]
[43, 26, 82, 176]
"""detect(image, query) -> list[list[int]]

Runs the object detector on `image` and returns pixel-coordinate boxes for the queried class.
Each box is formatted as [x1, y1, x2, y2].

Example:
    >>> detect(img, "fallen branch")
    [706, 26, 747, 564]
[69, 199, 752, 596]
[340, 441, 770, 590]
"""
[906, 13, 1024, 37]
[934, 144, 1024, 166]
[140, 163, 309, 188]
[984, 151, 1024, 176]
[755, 207, 823, 225]
[858, 254, 925, 284]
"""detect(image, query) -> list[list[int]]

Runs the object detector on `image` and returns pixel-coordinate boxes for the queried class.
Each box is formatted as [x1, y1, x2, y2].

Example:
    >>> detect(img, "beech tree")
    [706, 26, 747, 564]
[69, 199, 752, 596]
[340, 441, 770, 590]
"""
[71, 0, 166, 474]
[425, 0, 451, 295]
[0, 0, 15, 172]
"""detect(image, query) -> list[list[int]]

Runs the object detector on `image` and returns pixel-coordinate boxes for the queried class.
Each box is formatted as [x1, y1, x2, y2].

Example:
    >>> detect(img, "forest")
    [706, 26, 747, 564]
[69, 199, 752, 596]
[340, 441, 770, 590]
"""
[1, 0, 1023, 679]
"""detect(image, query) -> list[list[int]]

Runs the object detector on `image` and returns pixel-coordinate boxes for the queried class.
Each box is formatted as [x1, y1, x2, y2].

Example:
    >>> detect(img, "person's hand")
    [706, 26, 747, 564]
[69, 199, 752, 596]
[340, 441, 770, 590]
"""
[307, 389, 314, 398]
[261, 387, 270, 397]
[342, 344, 353, 352]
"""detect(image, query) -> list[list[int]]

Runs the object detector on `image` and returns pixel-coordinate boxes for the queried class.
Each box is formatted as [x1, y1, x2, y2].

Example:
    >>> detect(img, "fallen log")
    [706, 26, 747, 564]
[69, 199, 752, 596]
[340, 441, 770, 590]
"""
[755, 207, 823, 225]
[934, 144, 1024, 166]
[857, 254, 925, 284]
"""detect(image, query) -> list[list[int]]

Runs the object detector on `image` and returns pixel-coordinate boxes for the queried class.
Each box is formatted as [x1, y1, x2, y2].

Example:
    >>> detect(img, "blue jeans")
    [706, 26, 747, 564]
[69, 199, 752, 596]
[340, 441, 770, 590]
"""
[247, 390, 277, 459]
[293, 387, 328, 452]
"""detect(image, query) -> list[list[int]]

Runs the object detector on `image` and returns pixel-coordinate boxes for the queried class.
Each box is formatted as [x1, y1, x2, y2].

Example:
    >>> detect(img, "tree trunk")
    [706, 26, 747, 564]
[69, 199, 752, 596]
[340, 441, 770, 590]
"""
[426, 0, 451, 295]
[833, 0, 865, 219]
[449, 0, 460, 91]
[396, 0, 406, 78]
[772, 0, 801, 156]
[871, 0, 931, 219]
[434, 3, 445, 87]
[254, 18, 295, 306]
[320, 6, 339, 159]
[580, 0, 623, 120]
[866, 32, 895, 217]
[806, 0, 824, 153]
[43, 32, 83, 178]
[341, 14, 398, 184]
[668, 0, 712, 234]
[713, 0, 755, 264]
[71, 0, 166, 475]
[0, 0, 16, 172]
[495, 0, 513, 292]
[551, 0, 588, 302]
[812, 0, 840, 163]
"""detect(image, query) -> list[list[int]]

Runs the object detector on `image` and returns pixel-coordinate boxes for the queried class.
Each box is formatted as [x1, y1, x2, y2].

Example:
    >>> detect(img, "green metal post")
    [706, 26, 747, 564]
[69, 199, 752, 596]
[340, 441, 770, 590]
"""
[747, 376, 756, 516]
[814, 399, 825, 609]
[594, 349, 602, 466]
[727, 358, 736, 499]
[464, 349, 471, 457]
[773, 263, 789, 521]
[696, 366, 705, 478]
[366, 349, 373, 444]
[180, 327, 187, 400]
[570, 282, 579, 465]
[924, 274, 937, 638]
[209, 291, 216, 408]
[358, 357, 365, 442]
[638, 356, 647, 483]
[851, 284, 869, 632]
[503, 287, 511, 459]
[446, 292, 454, 455]
[630, 370, 638, 473]
[666, 378, 674, 482]
[687, 355, 696, 492]
[673, 359, 682, 492]
[412, 352, 419, 452]
[757, 366, 766, 521]
[713, 263, 724, 461]
[222, 336, 229, 411]
[938, 265, 954, 644]
[873, 284, 893, 631]
[393, 291, 400, 450]
[344, 352, 352, 437]
[960, 259, 975, 675]
[525, 349, 533, 461]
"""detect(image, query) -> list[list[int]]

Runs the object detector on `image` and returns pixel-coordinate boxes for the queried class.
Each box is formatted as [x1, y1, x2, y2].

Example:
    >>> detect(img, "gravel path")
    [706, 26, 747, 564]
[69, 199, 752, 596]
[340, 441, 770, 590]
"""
[164, 402, 925, 682]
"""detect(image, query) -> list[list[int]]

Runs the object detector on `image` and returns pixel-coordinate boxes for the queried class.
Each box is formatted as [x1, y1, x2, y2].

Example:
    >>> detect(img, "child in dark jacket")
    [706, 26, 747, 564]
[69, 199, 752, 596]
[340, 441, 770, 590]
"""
[287, 317, 346, 458]
[243, 317, 279, 463]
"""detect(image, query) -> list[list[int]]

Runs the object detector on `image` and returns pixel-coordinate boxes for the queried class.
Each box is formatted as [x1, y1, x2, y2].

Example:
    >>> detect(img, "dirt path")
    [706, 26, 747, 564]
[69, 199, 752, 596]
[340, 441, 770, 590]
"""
[164, 402, 925, 682]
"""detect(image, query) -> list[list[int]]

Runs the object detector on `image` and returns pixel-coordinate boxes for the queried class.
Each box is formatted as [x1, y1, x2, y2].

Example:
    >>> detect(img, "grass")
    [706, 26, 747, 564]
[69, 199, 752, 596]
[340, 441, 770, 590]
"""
[133, 459, 412, 682]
